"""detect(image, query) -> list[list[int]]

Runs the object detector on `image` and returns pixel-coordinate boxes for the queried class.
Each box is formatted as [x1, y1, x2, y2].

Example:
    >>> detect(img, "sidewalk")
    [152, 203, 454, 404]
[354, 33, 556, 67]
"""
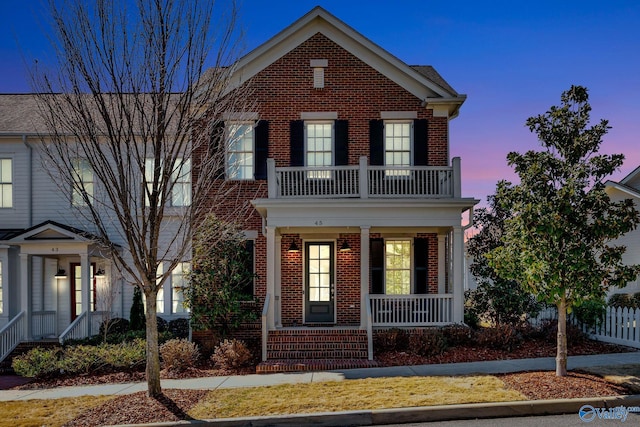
[0, 352, 638, 402]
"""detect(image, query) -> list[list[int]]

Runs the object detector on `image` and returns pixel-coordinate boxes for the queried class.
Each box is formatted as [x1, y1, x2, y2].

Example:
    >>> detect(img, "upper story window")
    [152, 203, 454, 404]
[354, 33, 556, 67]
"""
[384, 122, 412, 174]
[227, 123, 254, 180]
[0, 159, 12, 208]
[145, 157, 191, 207]
[72, 158, 94, 206]
[306, 122, 333, 178]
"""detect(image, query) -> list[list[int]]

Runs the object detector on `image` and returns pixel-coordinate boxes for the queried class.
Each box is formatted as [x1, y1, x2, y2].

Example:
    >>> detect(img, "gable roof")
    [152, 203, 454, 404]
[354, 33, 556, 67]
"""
[620, 165, 640, 189]
[227, 6, 466, 117]
[4, 220, 116, 246]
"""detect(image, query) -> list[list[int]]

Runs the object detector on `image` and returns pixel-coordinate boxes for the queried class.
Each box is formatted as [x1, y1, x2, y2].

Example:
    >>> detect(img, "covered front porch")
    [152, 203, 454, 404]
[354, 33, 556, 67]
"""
[0, 221, 119, 363]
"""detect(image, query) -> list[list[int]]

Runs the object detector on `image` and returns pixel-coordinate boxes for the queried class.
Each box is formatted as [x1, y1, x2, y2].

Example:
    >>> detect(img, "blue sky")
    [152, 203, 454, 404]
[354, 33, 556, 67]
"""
[1, 0, 639, 204]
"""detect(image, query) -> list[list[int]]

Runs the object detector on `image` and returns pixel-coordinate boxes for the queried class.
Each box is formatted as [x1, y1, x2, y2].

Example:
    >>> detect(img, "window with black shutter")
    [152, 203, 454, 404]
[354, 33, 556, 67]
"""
[414, 238, 428, 294]
[370, 238, 384, 294]
[254, 121, 269, 180]
[290, 120, 305, 166]
[335, 120, 348, 166]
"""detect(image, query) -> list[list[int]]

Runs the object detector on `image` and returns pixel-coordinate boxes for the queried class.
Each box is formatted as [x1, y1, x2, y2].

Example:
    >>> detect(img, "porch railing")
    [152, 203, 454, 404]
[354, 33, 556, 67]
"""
[32, 311, 56, 339]
[59, 312, 88, 344]
[0, 311, 25, 363]
[268, 157, 462, 199]
[369, 294, 454, 326]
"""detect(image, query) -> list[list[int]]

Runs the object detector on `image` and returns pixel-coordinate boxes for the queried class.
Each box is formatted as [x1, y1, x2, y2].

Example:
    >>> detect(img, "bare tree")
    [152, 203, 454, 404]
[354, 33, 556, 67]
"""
[30, 0, 251, 397]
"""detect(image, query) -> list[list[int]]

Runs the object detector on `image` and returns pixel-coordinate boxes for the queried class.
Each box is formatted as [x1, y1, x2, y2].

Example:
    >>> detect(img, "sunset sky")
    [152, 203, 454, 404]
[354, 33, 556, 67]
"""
[1, 0, 638, 205]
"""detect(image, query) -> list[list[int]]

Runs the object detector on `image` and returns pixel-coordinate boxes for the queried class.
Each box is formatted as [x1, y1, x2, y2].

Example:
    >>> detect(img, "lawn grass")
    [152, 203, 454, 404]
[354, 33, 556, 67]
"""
[188, 375, 526, 419]
[585, 364, 640, 393]
[0, 395, 115, 427]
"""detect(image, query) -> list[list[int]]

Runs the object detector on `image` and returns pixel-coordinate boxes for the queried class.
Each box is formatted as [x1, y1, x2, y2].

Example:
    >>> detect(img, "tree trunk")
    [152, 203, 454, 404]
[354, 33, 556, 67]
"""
[556, 297, 568, 376]
[144, 290, 162, 397]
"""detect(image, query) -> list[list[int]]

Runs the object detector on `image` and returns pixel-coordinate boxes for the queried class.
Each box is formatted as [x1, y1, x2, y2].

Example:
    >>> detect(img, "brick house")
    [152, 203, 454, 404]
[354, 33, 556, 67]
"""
[207, 7, 479, 368]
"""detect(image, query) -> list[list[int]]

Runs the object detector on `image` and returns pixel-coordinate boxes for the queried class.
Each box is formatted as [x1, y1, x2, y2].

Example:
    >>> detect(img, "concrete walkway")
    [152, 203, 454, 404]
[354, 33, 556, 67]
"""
[0, 352, 638, 402]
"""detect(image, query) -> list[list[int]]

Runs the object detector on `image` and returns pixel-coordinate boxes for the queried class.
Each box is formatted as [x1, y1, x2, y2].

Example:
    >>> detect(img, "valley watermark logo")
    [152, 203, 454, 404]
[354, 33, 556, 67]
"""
[579, 404, 640, 422]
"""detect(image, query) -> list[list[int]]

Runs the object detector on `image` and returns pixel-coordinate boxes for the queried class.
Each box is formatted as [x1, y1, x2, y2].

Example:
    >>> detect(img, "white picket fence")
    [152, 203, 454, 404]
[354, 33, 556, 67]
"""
[530, 306, 640, 349]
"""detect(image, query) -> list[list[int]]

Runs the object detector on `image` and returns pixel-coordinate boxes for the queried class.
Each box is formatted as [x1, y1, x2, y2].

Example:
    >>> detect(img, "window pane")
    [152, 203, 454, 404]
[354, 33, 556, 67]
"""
[385, 240, 411, 295]
[1, 159, 11, 182]
[227, 123, 254, 180]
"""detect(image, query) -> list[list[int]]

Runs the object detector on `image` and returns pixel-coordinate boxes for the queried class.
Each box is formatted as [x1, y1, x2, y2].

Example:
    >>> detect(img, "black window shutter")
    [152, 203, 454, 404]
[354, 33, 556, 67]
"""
[335, 120, 349, 166]
[290, 120, 304, 166]
[369, 120, 384, 166]
[414, 238, 428, 294]
[254, 120, 269, 180]
[413, 119, 429, 166]
[370, 238, 384, 294]
[210, 121, 226, 179]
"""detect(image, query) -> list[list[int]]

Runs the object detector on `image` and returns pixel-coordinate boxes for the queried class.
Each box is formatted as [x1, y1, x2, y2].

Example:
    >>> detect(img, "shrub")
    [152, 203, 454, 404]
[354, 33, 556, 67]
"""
[100, 339, 146, 369]
[12, 347, 61, 378]
[99, 318, 130, 336]
[160, 339, 200, 372]
[129, 286, 146, 331]
[408, 329, 447, 357]
[573, 299, 606, 329]
[476, 324, 522, 351]
[373, 328, 410, 353]
[633, 293, 640, 309]
[441, 324, 474, 347]
[608, 293, 632, 308]
[156, 316, 169, 333]
[211, 339, 252, 370]
[536, 319, 587, 344]
[58, 345, 103, 374]
[169, 318, 190, 339]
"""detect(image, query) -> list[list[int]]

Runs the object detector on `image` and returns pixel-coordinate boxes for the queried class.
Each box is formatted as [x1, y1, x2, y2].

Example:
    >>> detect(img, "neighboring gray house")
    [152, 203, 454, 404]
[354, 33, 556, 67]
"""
[0, 95, 189, 355]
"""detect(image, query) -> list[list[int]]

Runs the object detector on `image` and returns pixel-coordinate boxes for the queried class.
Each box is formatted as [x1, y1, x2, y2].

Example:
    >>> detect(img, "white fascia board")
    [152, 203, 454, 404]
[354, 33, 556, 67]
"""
[621, 165, 640, 185]
[605, 180, 640, 199]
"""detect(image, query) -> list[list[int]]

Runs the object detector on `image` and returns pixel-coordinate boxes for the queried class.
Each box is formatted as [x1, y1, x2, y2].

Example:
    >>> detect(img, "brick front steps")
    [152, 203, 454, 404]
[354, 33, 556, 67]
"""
[259, 327, 375, 373]
[257, 358, 379, 373]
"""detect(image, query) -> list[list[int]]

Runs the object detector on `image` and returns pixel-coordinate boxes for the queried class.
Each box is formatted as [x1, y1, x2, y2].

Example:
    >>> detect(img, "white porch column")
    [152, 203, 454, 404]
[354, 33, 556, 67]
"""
[265, 226, 276, 330]
[80, 252, 91, 336]
[438, 234, 446, 294]
[452, 226, 464, 323]
[275, 234, 282, 328]
[0, 246, 9, 324]
[19, 253, 31, 340]
[360, 226, 370, 328]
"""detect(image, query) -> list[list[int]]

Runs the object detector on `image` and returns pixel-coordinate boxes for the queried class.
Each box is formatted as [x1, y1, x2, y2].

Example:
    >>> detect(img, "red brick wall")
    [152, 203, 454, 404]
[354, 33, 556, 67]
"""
[198, 32, 452, 325]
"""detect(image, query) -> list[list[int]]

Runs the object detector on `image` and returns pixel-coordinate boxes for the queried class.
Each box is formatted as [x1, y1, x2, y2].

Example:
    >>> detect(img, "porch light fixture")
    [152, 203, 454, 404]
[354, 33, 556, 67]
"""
[287, 241, 300, 253]
[95, 269, 106, 278]
[339, 240, 352, 252]
[55, 269, 67, 279]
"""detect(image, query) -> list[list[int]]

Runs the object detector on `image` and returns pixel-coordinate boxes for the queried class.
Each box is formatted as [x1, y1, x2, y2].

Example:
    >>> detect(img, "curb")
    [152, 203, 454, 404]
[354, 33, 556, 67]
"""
[110, 394, 640, 427]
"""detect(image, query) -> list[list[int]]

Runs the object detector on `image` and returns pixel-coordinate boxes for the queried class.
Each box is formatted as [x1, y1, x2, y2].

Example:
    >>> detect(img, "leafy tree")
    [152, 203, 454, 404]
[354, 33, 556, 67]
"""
[488, 86, 640, 376]
[185, 214, 258, 338]
[466, 196, 541, 326]
[32, 0, 249, 396]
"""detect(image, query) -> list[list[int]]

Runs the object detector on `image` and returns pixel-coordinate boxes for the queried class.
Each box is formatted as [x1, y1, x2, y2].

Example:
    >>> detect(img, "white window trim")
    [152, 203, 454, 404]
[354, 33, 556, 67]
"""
[383, 238, 414, 295]
[226, 121, 255, 181]
[304, 121, 335, 171]
[0, 157, 13, 209]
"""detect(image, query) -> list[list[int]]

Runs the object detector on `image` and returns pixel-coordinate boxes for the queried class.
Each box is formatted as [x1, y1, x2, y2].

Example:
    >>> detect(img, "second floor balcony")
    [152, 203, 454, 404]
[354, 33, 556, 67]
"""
[266, 156, 462, 199]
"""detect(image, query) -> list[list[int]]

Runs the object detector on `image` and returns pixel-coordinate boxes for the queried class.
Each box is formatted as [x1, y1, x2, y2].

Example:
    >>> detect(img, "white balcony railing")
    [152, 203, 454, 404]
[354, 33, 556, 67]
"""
[268, 156, 462, 199]
[369, 294, 454, 326]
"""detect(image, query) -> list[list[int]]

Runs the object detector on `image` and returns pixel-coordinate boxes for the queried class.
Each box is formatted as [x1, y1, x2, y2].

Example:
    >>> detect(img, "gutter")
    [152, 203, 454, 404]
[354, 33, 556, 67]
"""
[21, 135, 33, 227]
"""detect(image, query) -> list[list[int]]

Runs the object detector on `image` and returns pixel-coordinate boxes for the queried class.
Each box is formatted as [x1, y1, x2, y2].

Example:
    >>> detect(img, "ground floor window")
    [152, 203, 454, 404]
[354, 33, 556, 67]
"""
[385, 240, 411, 295]
[172, 262, 190, 313]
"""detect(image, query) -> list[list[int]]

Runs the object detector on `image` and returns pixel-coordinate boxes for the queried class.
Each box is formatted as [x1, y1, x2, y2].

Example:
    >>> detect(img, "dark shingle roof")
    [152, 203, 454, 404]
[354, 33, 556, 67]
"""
[410, 66, 458, 96]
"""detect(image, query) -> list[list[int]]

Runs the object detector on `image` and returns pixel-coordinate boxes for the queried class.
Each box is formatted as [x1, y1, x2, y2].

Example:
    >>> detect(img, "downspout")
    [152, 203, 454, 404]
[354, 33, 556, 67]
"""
[21, 135, 33, 227]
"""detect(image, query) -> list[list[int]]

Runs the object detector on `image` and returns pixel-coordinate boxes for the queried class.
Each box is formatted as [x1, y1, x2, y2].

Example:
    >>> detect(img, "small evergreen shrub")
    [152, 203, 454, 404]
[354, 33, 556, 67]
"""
[12, 347, 61, 378]
[156, 316, 169, 333]
[476, 324, 522, 351]
[129, 286, 146, 331]
[408, 329, 447, 357]
[58, 345, 103, 374]
[169, 318, 190, 339]
[99, 318, 130, 336]
[101, 339, 146, 369]
[160, 339, 200, 372]
[608, 293, 633, 308]
[373, 328, 410, 353]
[211, 339, 252, 370]
[441, 324, 474, 347]
[574, 300, 607, 329]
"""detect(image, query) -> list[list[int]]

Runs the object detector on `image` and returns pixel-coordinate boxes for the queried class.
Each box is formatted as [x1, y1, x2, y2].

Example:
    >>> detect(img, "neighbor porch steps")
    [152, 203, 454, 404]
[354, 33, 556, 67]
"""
[257, 328, 378, 373]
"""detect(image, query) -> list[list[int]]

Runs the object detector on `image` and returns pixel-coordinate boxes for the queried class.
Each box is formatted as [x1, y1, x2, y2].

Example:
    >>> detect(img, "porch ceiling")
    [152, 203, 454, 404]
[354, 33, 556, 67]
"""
[252, 197, 478, 228]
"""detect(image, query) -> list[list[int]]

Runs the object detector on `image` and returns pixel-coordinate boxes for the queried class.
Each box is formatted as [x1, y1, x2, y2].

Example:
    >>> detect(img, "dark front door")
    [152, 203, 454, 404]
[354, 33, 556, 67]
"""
[305, 242, 335, 323]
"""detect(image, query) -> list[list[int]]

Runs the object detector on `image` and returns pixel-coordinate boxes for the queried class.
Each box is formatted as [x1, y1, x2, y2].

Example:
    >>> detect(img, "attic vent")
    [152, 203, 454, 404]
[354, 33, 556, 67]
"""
[310, 59, 328, 89]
